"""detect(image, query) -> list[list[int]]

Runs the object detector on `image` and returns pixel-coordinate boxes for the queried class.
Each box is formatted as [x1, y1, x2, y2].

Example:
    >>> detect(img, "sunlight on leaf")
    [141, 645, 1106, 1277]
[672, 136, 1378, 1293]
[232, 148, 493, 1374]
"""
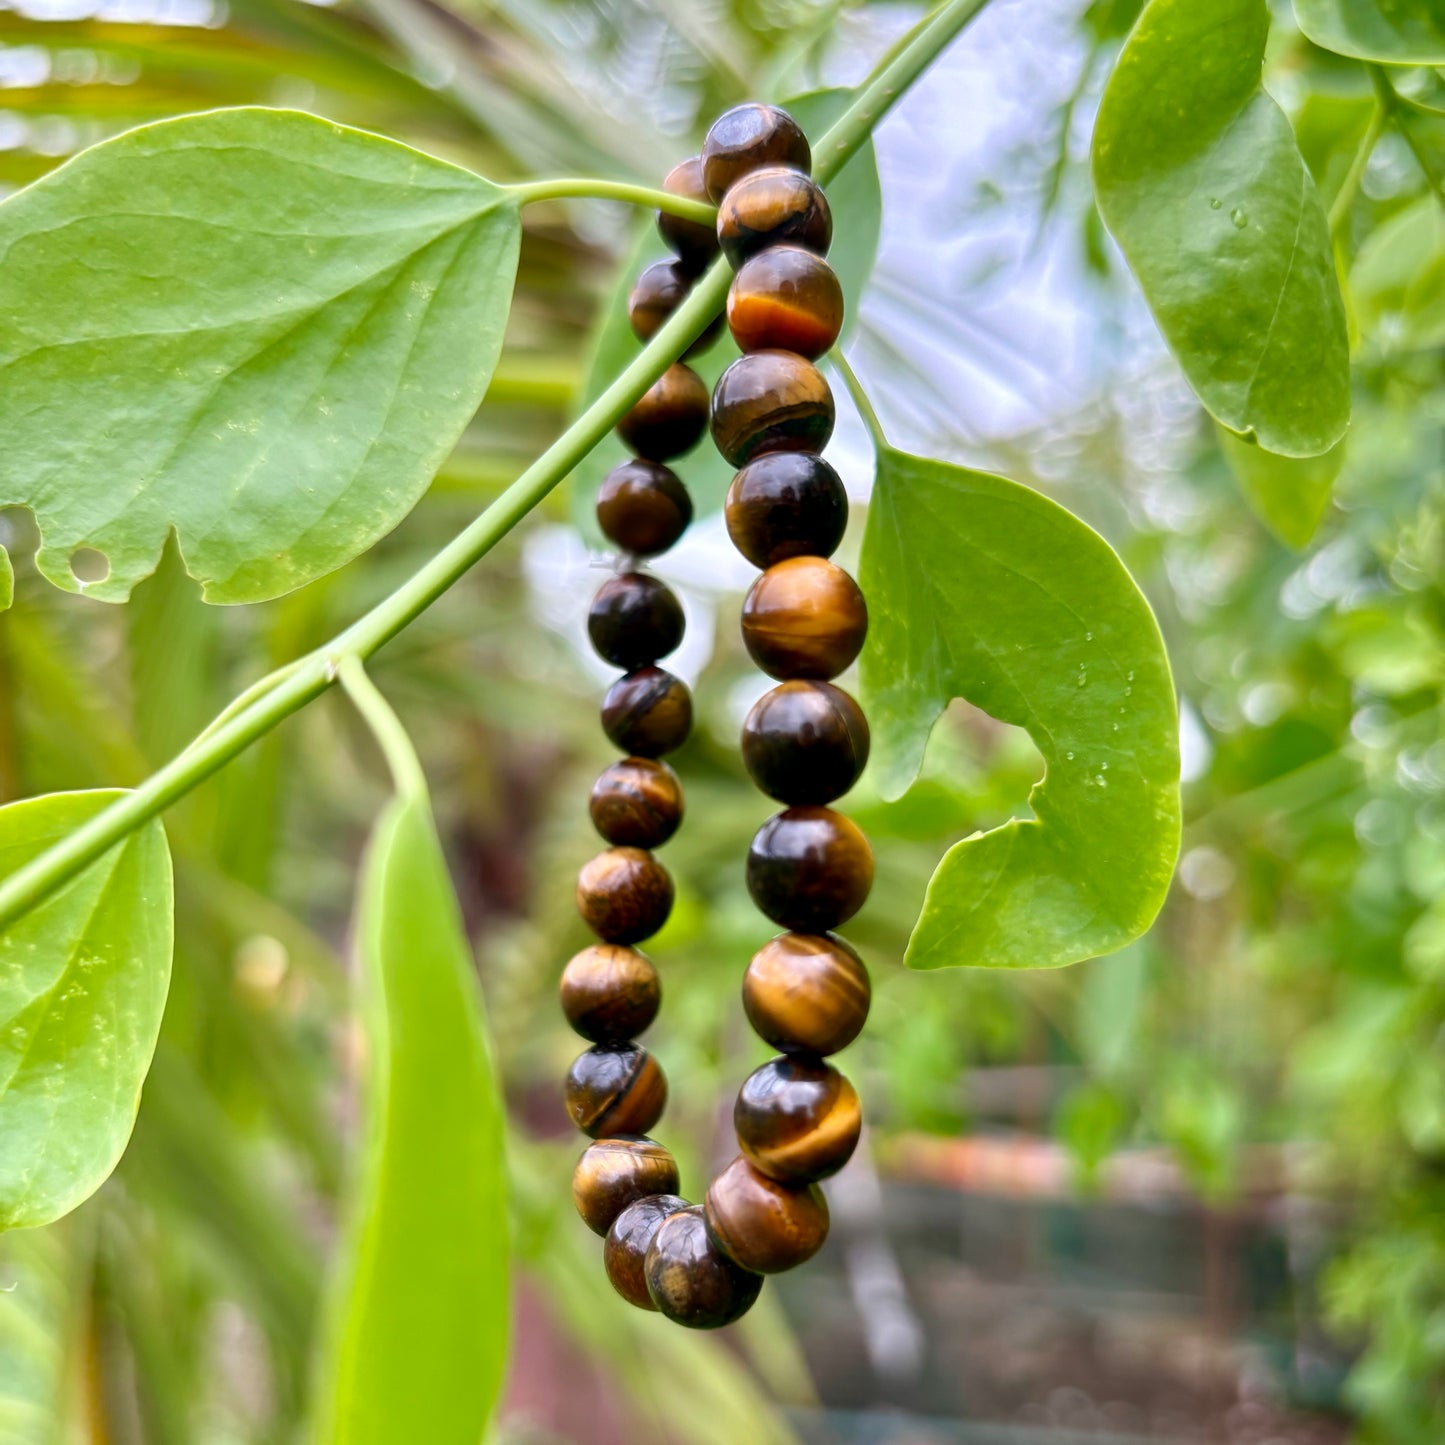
[1295, 0, 1445, 63]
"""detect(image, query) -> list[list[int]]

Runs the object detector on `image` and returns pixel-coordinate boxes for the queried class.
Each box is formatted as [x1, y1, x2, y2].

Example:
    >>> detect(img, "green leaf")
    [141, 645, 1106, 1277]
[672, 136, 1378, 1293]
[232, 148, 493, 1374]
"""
[1218, 425, 1345, 547]
[1092, 0, 1350, 457]
[1351, 196, 1445, 351]
[858, 450, 1180, 971]
[0, 107, 520, 604]
[0, 548, 11, 613]
[1295, 0, 1445, 63]
[0, 1225, 72, 1443]
[0, 790, 173, 1229]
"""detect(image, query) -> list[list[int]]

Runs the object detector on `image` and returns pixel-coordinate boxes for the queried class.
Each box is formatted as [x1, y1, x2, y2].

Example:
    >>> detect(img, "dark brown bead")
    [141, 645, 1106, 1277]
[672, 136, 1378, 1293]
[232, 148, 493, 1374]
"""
[628, 259, 723, 358]
[657, 156, 719, 274]
[564, 1043, 668, 1138]
[704, 1155, 829, 1274]
[590, 758, 684, 848]
[597, 460, 693, 558]
[742, 681, 869, 804]
[734, 1055, 861, 1183]
[576, 847, 675, 944]
[746, 806, 873, 933]
[644, 1204, 763, 1328]
[701, 104, 811, 202]
[711, 350, 834, 468]
[725, 452, 847, 569]
[617, 362, 709, 462]
[740, 556, 867, 680]
[743, 932, 870, 1056]
[716, 167, 831, 268]
[727, 246, 843, 359]
[588, 573, 684, 670]
[573, 1136, 680, 1235]
[601, 667, 692, 757]
[560, 943, 661, 1043]
[605, 1193, 690, 1309]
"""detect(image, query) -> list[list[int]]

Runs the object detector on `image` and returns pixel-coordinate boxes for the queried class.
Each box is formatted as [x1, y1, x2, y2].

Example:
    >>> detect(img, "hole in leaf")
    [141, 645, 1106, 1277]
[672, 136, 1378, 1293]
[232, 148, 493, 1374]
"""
[70, 547, 110, 584]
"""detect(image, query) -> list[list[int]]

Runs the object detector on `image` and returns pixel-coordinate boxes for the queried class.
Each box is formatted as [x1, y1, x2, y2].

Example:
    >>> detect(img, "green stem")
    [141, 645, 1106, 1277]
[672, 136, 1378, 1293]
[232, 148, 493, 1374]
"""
[1372, 67, 1445, 208]
[1328, 92, 1387, 236]
[509, 178, 715, 226]
[338, 657, 428, 801]
[0, 0, 998, 933]
[834, 352, 890, 452]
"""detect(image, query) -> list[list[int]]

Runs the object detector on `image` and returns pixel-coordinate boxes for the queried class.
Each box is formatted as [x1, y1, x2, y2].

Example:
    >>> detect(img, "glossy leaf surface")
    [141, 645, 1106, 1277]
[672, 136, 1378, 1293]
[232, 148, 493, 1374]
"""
[1295, 0, 1445, 63]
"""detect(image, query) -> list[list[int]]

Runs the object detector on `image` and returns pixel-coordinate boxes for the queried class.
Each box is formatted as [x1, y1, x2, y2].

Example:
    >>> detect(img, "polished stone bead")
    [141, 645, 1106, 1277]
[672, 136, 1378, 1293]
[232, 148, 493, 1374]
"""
[628, 258, 724, 357]
[588, 573, 684, 670]
[704, 1155, 829, 1274]
[573, 1136, 680, 1236]
[576, 846, 675, 944]
[742, 932, 870, 1056]
[559, 942, 661, 1043]
[746, 806, 873, 933]
[657, 156, 720, 273]
[601, 667, 693, 757]
[725, 452, 847, 569]
[702, 104, 811, 202]
[716, 167, 831, 268]
[742, 680, 869, 804]
[564, 1042, 668, 1139]
[597, 460, 693, 558]
[733, 1055, 861, 1183]
[605, 1193, 690, 1309]
[711, 350, 834, 468]
[617, 362, 709, 462]
[740, 556, 866, 681]
[644, 1205, 764, 1328]
[589, 757, 684, 849]
[727, 246, 843, 359]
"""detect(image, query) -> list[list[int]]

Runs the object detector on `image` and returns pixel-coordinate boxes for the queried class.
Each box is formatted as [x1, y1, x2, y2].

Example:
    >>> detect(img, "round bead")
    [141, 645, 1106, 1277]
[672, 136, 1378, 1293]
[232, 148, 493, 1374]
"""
[601, 667, 692, 757]
[727, 246, 843, 359]
[559, 943, 660, 1043]
[746, 806, 873, 933]
[576, 847, 675, 944]
[716, 167, 831, 268]
[702, 104, 811, 202]
[742, 680, 870, 804]
[573, 1136, 680, 1236]
[589, 758, 684, 849]
[597, 460, 693, 558]
[588, 573, 684, 670]
[644, 1205, 764, 1328]
[605, 1193, 690, 1309]
[564, 1043, 668, 1138]
[657, 156, 719, 274]
[704, 1155, 829, 1274]
[628, 259, 723, 357]
[725, 452, 847, 569]
[617, 362, 709, 462]
[711, 350, 834, 468]
[734, 1055, 861, 1183]
[743, 932, 870, 1056]
[740, 556, 867, 681]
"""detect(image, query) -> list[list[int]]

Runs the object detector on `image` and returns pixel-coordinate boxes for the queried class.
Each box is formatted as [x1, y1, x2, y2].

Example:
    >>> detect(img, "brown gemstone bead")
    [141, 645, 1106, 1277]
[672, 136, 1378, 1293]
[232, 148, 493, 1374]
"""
[560, 943, 660, 1043]
[628, 259, 723, 357]
[573, 1136, 680, 1235]
[588, 573, 684, 670]
[716, 167, 831, 268]
[704, 1155, 829, 1274]
[711, 350, 834, 468]
[617, 362, 709, 462]
[576, 847, 675, 944]
[742, 680, 869, 805]
[725, 452, 847, 569]
[743, 932, 870, 1056]
[589, 758, 684, 849]
[597, 460, 693, 558]
[605, 1193, 690, 1309]
[727, 246, 843, 359]
[601, 667, 692, 757]
[740, 556, 867, 680]
[734, 1055, 861, 1183]
[701, 104, 811, 202]
[564, 1043, 668, 1139]
[644, 1204, 764, 1328]
[657, 156, 719, 274]
[746, 806, 873, 933]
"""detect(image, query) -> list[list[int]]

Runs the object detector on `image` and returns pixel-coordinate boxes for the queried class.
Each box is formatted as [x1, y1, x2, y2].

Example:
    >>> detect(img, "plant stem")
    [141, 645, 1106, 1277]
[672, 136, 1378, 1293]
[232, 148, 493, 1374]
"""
[1328, 92, 1386, 236]
[1372, 66, 1445, 207]
[508, 178, 715, 226]
[338, 658, 428, 801]
[834, 352, 891, 452]
[0, 0, 999, 933]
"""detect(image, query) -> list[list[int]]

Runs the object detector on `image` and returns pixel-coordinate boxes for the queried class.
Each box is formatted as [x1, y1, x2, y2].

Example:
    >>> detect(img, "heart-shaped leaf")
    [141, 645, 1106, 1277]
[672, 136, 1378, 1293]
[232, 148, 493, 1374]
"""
[1295, 0, 1445, 63]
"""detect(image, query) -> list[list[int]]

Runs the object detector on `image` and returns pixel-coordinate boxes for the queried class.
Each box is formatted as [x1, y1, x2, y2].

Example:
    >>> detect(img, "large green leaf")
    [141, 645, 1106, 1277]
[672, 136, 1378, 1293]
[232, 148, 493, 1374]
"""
[1295, 0, 1445, 63]
[0, 790, 173, 1229]
[1218, 426, 1345, 548]
[858, 451, 1180, 971]
[0, 107, 520, 604]
[1092, 0, 1349, 457]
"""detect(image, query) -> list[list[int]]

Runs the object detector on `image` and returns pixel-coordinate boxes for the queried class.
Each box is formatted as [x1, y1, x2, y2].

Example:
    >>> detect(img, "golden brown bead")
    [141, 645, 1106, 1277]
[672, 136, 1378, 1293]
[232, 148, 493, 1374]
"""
[588, 573, 684, 670]
[601, 667, 692, 757]
[589, 758, 684, 849]
[605, 1193, 690, 1309]
[716, 167, 831, 268]
[576, 847, 675, 944]
[644, 1205, 764, 1328]
[702, 103, 811, 202]
[564, 1043, 668, 1138]
[617, 362, 709, 462]
[711, 350, 834, 469]
[560, 943, 661, 1043]
[742, 932, 870, 1056]
[573, 1136, 680, 1236]
[704, 1155, 829, 1274]
[727, 246, 843, 359]
[657, 156, 719, 274]
[740, 556, 867, 681]
[742, 680, 869, 805]
[746, 806, 873, 933]
[628, 259, 723, 357]
[734, 1055, 861, 1183]
[597, 460, 692, 558]
[725, 452, 848, 569]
